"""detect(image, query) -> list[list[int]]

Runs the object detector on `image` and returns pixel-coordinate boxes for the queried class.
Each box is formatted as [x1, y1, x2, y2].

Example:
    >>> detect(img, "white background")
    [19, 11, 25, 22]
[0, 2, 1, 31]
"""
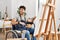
[0, 0, 36, 19]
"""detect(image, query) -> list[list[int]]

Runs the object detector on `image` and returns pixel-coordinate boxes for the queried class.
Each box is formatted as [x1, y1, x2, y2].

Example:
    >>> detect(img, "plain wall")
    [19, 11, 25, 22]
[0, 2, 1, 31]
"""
[0, 0, 36, 19]
[0, 0, 12, 18]
[11, 0, 36, 19]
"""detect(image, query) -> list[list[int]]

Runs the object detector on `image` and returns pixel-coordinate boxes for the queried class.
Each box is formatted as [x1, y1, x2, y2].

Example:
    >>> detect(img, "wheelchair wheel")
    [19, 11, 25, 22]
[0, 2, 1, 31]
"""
[5, 30, 18, 40]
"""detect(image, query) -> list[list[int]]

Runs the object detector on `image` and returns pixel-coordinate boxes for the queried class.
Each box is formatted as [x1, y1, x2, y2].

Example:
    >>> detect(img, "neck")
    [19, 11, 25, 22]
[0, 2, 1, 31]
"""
[20, 14, 24, 16]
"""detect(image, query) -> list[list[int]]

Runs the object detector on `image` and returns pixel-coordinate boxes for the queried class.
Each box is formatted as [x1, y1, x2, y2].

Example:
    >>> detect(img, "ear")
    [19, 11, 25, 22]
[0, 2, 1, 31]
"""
[24, 12, 26, 16]
[17, 8, 20, 15]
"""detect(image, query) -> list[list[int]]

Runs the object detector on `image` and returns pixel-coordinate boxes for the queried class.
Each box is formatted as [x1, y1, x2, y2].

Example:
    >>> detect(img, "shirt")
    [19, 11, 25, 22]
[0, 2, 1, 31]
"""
[15, 13, 28, 22]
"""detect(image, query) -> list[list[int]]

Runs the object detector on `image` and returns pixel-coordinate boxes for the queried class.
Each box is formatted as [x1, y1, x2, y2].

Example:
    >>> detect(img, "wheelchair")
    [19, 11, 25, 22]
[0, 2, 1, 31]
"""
[6, 30, 18, 38]
[5, 23, 35, 40]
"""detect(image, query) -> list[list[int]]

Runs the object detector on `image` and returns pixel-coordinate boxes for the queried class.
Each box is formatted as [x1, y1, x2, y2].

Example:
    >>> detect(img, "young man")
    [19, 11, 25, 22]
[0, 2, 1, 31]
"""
[12, 6, 30, 40]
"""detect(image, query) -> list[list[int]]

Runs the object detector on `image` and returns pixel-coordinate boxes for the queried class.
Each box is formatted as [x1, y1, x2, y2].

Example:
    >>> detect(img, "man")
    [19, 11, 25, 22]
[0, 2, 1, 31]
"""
[12, 6, 30, 40]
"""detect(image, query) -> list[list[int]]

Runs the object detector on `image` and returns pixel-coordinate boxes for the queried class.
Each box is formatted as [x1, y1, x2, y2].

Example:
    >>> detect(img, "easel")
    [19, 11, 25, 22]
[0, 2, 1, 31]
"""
[36, 0, 58, 40]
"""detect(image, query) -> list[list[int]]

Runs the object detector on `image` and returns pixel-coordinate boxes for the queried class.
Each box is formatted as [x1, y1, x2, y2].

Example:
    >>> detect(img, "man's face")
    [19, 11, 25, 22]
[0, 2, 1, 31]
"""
[20, 8, 25, 15]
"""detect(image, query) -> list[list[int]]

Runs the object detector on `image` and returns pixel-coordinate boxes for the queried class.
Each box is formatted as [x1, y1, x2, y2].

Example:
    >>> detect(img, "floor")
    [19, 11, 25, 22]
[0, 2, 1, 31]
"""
[0, 29, 43, 40]
[0, 28, 12, 40]
[0, 29, 5, 40]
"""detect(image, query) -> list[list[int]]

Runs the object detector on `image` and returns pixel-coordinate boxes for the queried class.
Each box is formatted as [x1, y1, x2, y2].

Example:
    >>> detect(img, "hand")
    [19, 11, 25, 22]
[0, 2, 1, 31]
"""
[12, 18, 16, 22]
[26, 24, 32, 28]
[11, 21, 18, 25]
[32, 16, 36, 21]
[20, 22, 25, 25]
[11, 19, 18, 25]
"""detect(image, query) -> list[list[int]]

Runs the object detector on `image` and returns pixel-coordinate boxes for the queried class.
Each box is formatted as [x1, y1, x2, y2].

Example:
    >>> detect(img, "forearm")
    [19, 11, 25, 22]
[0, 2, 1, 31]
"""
[11, 21, 18, 25]
[32, 16, 36, 21]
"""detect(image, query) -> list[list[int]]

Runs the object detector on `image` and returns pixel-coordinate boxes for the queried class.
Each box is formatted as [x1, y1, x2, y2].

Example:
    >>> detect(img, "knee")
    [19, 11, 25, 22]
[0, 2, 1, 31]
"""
[26, 30, 30, 34]
[22, 30, 30, 34]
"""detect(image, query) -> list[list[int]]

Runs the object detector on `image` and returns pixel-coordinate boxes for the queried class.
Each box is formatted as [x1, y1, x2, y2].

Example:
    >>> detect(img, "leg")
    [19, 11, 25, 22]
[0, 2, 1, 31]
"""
[12, 24, 19, 30]
[12, 24, 23, 31]
[27, 28, 36, 40]
[32, 36, 36, 40]
[12, 25, 16, 30]
[27, 28, 34, 34]
[22, 30, 30, 40]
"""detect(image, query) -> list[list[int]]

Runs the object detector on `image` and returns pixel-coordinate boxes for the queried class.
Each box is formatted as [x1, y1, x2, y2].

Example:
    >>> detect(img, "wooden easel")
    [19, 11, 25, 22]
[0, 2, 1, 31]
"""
[36, 0, 57, 40]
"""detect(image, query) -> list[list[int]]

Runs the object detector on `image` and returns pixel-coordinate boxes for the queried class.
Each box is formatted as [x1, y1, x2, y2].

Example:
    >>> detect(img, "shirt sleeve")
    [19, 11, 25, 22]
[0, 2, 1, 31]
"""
[25, 14, 29, 21]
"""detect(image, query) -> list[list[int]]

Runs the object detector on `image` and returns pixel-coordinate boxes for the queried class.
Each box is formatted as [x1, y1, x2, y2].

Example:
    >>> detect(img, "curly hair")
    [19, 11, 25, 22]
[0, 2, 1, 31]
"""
[19, 6, 26, 10]
[17, 6, 26, 16]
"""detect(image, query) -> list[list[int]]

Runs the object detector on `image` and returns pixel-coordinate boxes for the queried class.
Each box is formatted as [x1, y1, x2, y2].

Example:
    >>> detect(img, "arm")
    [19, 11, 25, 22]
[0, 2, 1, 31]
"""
[11, 18, 18, 25]
[32, 16, 36, 22]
